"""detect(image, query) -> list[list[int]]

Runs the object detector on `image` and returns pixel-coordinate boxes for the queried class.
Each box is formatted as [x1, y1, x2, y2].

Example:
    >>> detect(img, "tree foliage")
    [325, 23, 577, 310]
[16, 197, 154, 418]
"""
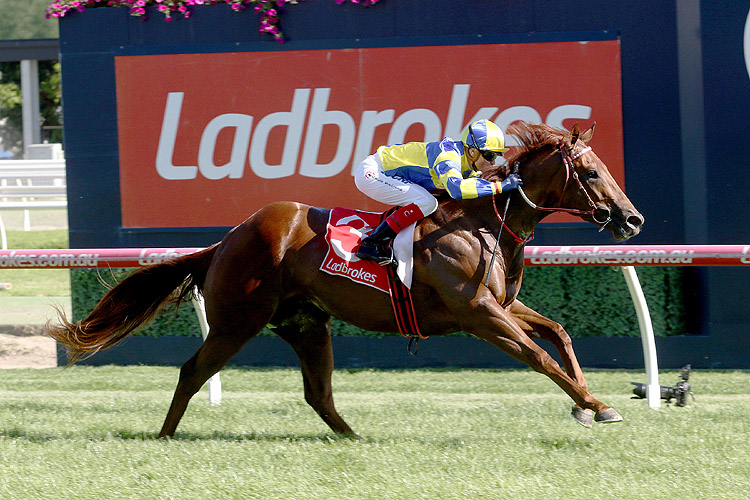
[0, 0, 59, 40]
[0, 1, 61, 156]
[0, 61, 62, 155]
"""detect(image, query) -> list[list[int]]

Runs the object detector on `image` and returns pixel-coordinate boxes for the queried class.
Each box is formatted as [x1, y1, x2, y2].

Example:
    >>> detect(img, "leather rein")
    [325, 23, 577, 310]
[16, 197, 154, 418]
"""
[492, 143, 612, 243]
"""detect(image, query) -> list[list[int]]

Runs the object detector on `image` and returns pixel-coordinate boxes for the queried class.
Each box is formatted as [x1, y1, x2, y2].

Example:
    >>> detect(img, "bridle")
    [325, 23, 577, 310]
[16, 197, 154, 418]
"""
[485, 140, 613, 286]
[490, 142, 612, 244]
[515, 143, 612, 228]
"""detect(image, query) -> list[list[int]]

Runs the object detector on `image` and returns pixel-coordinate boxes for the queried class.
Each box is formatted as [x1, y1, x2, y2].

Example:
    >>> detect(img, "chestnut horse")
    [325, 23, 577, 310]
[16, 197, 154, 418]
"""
[48, 122, 643, 437]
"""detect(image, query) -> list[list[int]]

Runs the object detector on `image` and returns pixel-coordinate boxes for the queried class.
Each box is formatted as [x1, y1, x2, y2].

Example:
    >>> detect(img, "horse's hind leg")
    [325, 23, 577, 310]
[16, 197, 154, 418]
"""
[158, 284, 278, 438]
[158, 326, 259, 438]
[271, 301, 356, 436]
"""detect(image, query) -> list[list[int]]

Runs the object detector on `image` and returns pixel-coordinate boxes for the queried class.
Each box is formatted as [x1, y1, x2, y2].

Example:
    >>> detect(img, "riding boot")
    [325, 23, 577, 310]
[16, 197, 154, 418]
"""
[357, 203, 426, 266]
[356, 219, 398, 266]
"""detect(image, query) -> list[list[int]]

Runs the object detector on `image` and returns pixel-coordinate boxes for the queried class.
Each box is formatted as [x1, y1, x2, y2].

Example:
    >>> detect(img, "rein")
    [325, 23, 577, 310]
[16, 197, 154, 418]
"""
[516, 144, 612, 229]
[491, 194, 534, 244]
[484, 141, 610, 287]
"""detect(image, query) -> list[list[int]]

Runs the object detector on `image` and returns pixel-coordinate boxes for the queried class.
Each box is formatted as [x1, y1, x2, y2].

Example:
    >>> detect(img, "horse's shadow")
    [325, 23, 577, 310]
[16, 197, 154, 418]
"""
[163, 430, 361, 443]
[1, 426, 361, 443]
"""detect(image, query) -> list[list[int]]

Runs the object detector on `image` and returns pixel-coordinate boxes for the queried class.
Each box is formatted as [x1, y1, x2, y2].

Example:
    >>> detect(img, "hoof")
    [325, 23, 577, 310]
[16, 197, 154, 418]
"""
[571, 406, 593, 428]
[594, 407, 623, 423]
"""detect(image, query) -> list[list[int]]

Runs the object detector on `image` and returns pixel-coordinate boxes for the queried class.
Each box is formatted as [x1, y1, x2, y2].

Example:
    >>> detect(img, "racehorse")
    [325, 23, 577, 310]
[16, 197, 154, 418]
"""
[47, 121, 644, 437]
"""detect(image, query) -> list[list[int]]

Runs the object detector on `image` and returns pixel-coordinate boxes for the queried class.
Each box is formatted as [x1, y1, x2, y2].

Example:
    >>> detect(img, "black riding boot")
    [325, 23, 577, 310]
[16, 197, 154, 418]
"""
[356, 219, 398, 266]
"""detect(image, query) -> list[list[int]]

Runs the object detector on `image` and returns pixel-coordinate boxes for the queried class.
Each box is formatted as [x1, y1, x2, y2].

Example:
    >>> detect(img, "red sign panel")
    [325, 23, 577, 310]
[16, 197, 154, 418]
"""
[115, 41, 623, 228]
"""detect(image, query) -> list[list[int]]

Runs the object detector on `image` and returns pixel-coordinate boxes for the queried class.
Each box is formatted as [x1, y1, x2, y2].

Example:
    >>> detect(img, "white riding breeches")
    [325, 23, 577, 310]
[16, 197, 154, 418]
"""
[354, 154, 439, 217]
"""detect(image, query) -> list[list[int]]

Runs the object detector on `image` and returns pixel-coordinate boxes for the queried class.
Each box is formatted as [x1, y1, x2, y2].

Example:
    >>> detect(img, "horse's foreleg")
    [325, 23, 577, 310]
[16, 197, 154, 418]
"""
[274, 318, 356, 437]
[506, 300, 618, 427]
[465, 296, 615, 422]
[508, 299, 587, 391]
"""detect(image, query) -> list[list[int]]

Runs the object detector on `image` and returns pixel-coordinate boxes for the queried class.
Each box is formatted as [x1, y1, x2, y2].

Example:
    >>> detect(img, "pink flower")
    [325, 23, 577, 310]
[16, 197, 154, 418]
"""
[44, 0, 380, 45]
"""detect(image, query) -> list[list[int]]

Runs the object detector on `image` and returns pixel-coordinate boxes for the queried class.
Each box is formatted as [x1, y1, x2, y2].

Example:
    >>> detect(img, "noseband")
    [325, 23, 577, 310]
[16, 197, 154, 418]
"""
[515, 143, 612, 228]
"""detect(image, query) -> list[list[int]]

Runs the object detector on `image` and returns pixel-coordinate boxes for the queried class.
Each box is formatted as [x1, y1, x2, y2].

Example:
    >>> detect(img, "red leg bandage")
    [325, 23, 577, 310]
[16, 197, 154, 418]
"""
[385, 203, 426, 232]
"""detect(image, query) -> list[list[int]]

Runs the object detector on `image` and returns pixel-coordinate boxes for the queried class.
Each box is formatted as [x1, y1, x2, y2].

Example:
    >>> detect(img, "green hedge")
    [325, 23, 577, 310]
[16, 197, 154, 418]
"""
[71, 266, 692, 339]
[518, 266, 691, 337]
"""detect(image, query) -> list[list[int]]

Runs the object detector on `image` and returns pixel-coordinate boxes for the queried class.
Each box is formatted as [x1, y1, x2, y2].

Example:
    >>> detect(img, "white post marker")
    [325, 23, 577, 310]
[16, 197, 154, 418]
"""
[0, 214, 7, 250]
[621, 266, 661, 408]
[191, 291, 222, 405]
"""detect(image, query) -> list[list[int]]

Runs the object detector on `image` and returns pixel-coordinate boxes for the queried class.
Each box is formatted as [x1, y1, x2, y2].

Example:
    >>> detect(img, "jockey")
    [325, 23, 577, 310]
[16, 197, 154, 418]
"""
[354, 119, 523, 265]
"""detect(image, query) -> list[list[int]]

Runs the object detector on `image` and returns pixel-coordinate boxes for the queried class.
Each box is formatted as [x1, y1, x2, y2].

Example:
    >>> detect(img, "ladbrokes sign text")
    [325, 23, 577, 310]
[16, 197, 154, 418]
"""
[115, 41, 624, 228]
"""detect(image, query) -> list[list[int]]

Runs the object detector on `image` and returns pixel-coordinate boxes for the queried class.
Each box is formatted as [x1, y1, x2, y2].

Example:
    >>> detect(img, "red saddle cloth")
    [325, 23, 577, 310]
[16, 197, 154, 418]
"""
[320, 207, 390, 293]
[321, 207, 424, 339]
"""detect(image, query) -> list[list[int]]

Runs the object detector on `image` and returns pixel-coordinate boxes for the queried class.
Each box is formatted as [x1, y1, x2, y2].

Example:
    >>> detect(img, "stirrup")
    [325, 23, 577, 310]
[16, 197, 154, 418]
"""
[356, 242, 396, 267]
[377, 246, 397, 267]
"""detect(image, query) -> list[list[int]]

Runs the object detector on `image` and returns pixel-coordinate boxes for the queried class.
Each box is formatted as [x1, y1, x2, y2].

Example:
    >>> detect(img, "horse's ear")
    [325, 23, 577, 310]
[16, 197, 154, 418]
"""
[569, 123, 580, 146]
[580, 122, 596, 143]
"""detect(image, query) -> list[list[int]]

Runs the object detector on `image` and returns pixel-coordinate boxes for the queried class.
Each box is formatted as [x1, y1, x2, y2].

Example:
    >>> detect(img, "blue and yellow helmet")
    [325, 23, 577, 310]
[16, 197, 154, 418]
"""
[461, 119, 509, 153]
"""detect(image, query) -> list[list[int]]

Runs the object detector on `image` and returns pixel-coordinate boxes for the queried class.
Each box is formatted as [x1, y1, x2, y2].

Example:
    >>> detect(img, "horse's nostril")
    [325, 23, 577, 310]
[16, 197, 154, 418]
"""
[627, 215, 644, 228]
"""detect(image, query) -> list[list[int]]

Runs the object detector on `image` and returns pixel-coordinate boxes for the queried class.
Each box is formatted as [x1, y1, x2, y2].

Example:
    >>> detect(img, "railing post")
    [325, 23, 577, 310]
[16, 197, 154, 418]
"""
[0, 214, 6, 250]
[191, 291, 222, 405]
[621, 266, 661, 409]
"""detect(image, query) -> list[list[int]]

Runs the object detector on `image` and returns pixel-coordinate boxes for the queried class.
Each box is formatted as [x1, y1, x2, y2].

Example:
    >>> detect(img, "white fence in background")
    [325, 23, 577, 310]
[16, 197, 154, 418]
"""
[0, 160, 67, 250]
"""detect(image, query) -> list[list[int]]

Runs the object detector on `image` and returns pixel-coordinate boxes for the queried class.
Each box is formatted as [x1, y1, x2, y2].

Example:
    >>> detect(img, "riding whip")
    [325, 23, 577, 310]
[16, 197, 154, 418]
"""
[484, 162, 519, 287]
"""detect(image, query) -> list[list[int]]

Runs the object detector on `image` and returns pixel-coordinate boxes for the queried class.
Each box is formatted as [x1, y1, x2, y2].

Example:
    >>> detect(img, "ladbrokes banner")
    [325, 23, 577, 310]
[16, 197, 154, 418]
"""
[115, 40, 623, 228]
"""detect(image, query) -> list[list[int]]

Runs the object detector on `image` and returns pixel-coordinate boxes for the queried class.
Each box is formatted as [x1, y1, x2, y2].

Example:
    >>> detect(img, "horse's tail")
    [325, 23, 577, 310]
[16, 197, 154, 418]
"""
[47, 244, 219, 366]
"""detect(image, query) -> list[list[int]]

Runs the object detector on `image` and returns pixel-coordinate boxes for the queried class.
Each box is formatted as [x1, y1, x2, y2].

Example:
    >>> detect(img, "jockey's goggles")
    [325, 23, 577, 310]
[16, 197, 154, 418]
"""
[469, 127, 503, 162]
[479, 150, 502, 162]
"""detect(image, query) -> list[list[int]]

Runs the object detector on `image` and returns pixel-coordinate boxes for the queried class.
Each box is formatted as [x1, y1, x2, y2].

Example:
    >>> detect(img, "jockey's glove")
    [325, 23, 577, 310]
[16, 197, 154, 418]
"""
[497, 173, 523, 192]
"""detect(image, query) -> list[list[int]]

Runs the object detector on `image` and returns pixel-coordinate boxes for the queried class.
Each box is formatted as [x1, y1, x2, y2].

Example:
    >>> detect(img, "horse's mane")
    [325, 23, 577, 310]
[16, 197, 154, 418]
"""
[503, 121, 568, 166]
[436, 121, 568, 218]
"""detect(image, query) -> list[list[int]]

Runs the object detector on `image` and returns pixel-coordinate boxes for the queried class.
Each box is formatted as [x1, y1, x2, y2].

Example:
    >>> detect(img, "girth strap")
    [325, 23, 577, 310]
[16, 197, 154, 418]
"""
[385, 264, 425, 340]
[379, 209, 425, 342]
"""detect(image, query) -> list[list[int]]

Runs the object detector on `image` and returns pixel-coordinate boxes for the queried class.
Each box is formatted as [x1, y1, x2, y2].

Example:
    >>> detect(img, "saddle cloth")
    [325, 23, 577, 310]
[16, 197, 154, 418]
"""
[321, 207, 423, 339]
[320, 207, 414, 292]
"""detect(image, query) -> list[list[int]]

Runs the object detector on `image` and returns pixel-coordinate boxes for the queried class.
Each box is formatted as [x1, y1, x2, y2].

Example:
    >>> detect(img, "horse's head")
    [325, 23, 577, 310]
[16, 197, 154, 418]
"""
[502, 122, 644, 240]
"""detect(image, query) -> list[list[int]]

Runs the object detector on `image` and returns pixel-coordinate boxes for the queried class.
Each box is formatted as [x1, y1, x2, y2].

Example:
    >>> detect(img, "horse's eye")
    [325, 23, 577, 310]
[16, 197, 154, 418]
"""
[586, 169, 599, 180]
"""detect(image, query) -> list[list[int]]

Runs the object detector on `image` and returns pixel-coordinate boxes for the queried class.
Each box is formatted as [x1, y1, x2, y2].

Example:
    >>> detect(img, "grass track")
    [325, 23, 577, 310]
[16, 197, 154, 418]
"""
[0, 367, 748, 499]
